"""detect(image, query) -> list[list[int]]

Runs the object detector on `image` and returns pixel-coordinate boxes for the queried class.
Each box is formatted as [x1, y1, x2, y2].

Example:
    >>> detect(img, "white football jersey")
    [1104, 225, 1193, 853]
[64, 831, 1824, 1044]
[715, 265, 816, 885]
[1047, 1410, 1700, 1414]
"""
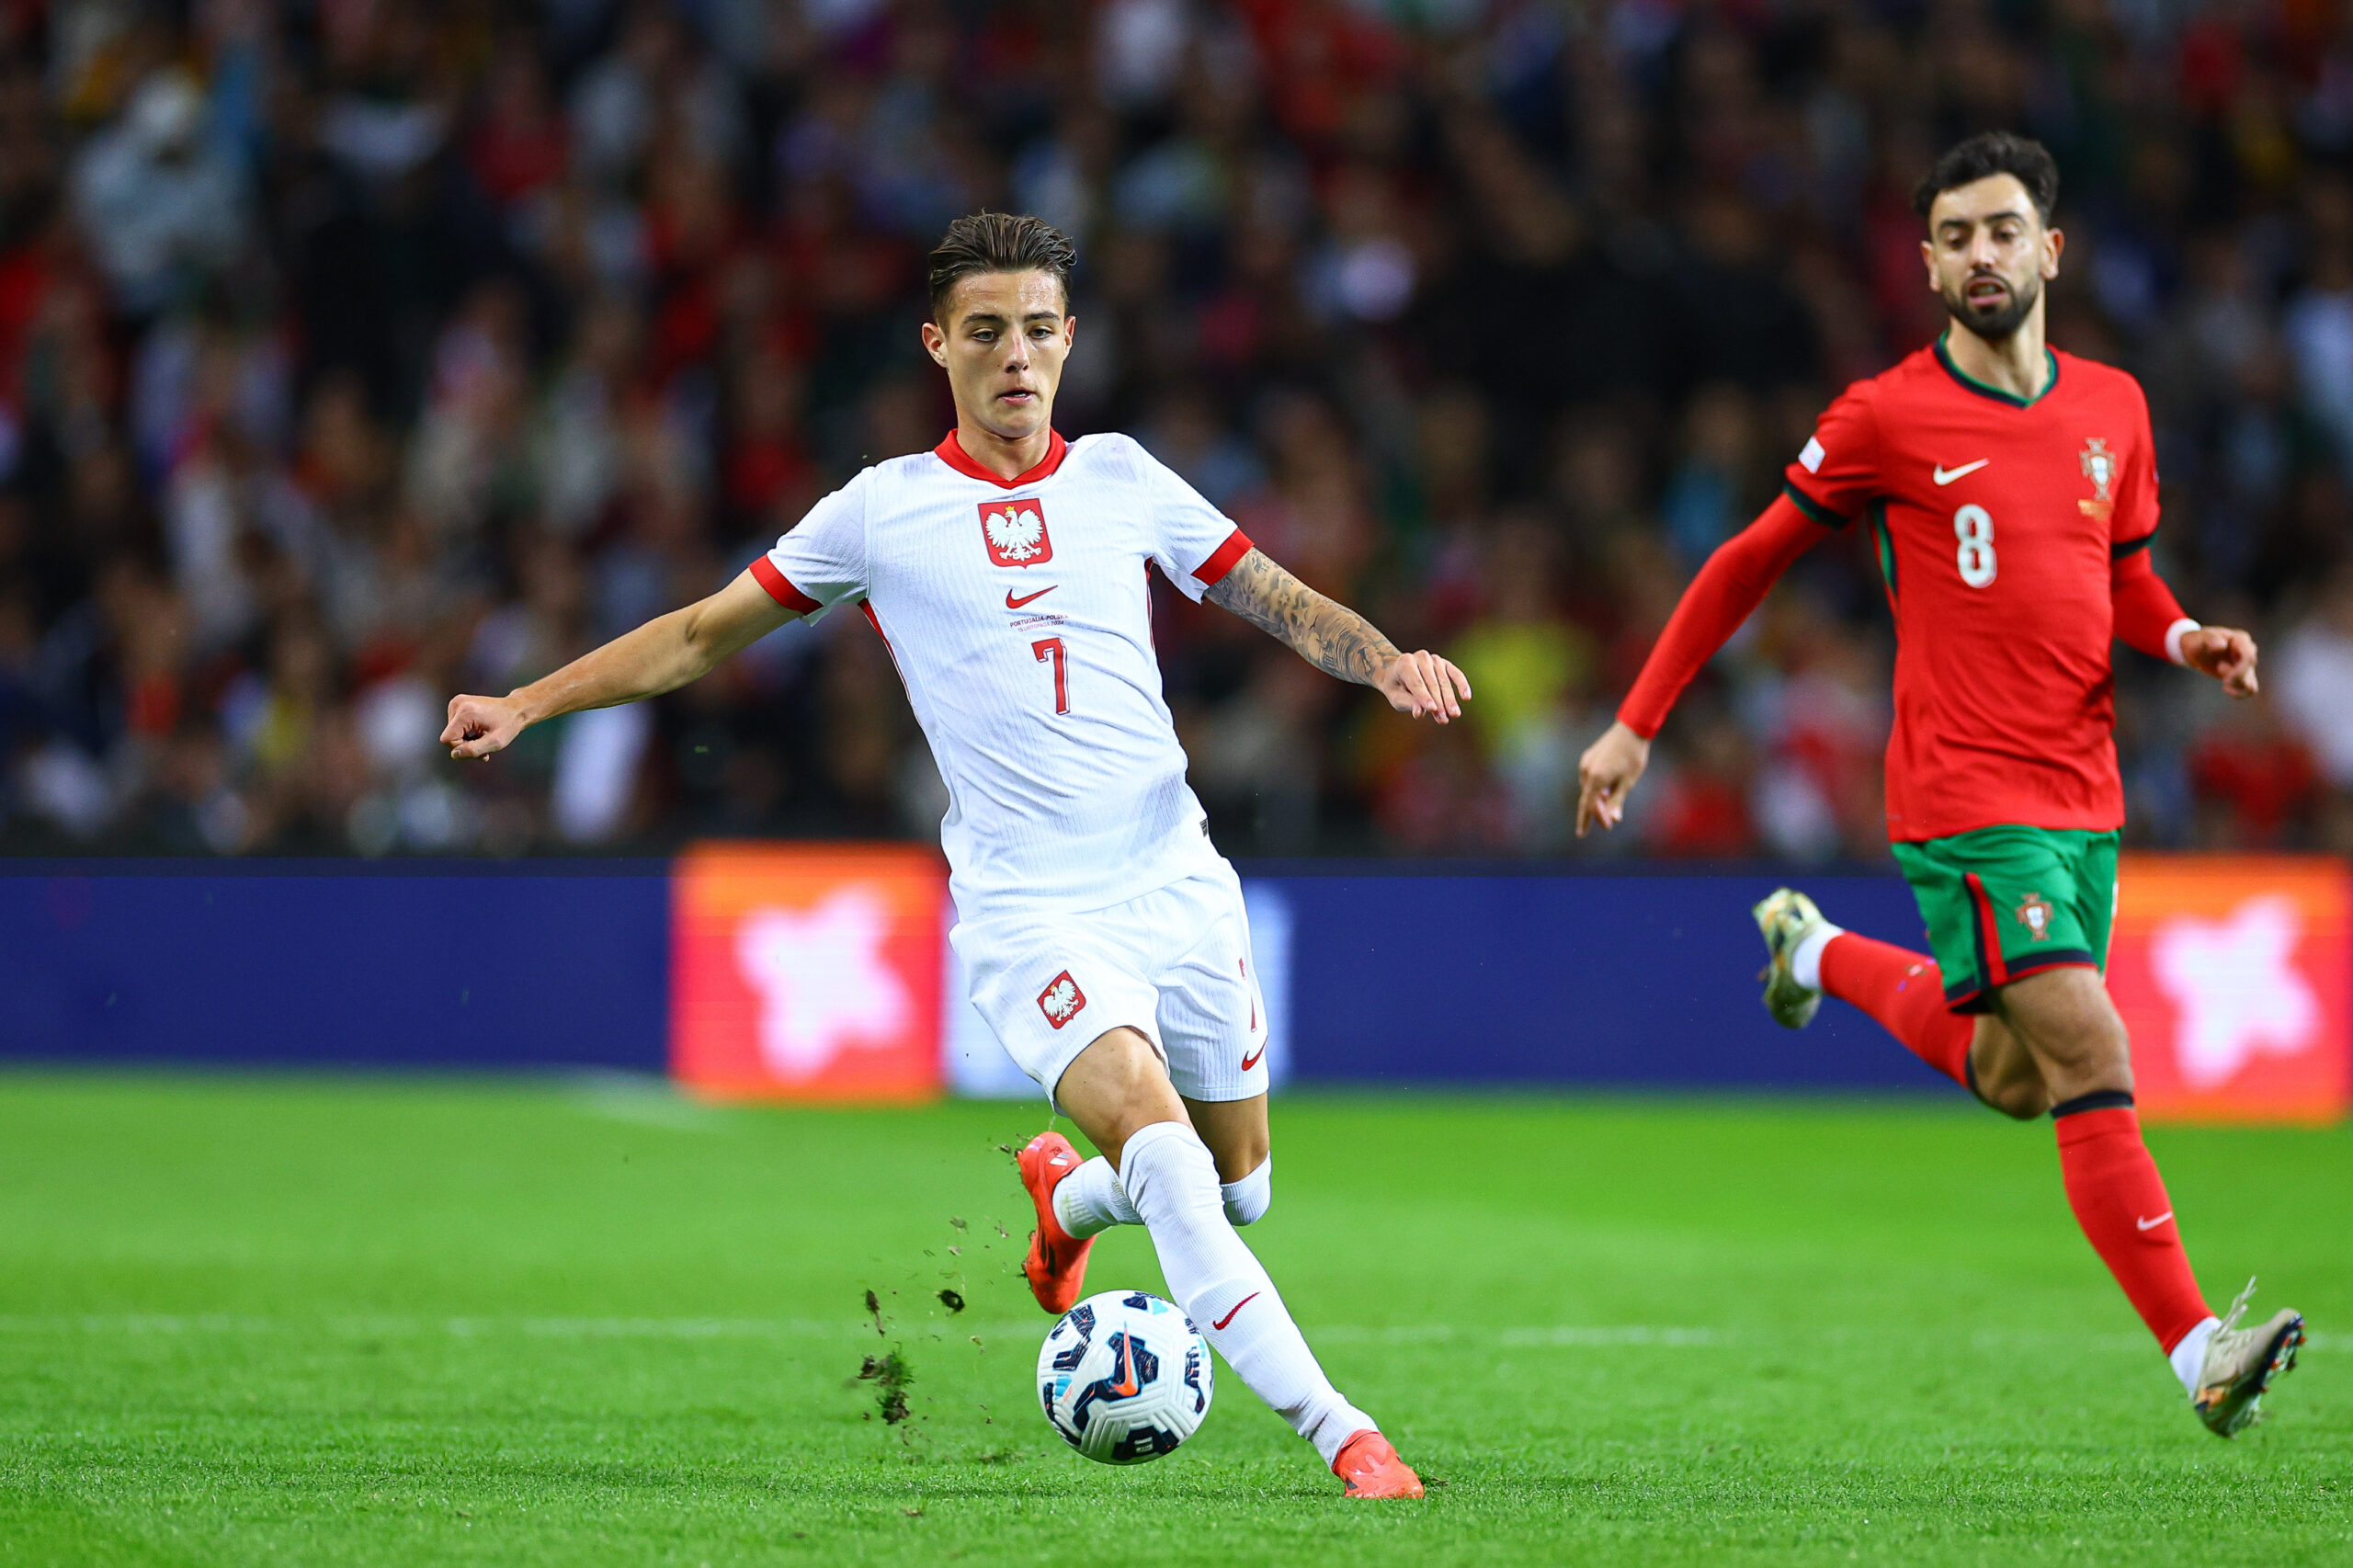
[756, 430, 1252, 920]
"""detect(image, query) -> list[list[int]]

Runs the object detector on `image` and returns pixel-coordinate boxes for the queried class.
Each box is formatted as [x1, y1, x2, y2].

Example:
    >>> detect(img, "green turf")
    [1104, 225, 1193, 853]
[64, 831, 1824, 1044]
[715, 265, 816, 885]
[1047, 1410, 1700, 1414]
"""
[0, 1074, 2345, 1566]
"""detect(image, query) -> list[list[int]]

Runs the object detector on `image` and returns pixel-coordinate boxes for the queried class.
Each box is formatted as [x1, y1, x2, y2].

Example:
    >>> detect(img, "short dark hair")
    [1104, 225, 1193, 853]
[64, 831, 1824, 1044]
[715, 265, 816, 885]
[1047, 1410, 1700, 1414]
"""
[1913, 133, 2060, 226]
[926, 213, 1076, 320]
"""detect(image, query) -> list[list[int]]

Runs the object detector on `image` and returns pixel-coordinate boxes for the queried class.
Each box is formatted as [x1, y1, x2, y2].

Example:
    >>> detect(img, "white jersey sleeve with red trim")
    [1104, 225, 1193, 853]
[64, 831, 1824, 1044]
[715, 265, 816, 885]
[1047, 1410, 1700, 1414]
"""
[755, 471, 871, 617]
[1122, 439, 1253, 599]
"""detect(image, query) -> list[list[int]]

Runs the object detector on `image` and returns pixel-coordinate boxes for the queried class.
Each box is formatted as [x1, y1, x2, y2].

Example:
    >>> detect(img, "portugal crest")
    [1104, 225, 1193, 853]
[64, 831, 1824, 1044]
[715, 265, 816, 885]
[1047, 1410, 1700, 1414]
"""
[2014, 892, 2055, 944]
[1037, 970, 1087, 1029]
[981, 497, 1053, 567]
[2079, 438, 2114, 502]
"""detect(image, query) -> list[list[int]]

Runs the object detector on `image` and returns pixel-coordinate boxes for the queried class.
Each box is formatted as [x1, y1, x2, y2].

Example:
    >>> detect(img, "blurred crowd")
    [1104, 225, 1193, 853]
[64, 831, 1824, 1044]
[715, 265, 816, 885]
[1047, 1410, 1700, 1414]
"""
[1, 0, 2350, 860]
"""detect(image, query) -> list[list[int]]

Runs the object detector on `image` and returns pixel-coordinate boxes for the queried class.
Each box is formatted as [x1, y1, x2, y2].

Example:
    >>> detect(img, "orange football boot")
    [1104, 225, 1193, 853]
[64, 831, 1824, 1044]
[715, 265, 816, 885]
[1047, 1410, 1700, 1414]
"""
[1017, 1131, 1094, 1314]
[1331, 1429, 1424, 1499]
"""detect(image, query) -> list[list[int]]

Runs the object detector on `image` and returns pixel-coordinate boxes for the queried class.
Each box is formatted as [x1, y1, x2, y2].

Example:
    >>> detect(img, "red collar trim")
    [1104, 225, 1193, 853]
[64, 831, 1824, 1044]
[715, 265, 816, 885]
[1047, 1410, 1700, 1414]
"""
[933, 428, 1068, 488]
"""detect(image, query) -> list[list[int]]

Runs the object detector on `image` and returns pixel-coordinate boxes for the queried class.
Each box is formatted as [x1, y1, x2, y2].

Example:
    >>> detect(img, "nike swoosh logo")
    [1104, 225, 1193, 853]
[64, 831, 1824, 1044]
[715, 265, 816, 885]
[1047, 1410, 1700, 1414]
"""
[1006, 585, 1058, 608]
[1933, 460, 1990, 485]
[1241, 1046, 1265, 1072]
[1211, 1292, 1259, 1331]
[1110, 1337, 1138, 1395]
[2135, 1210, 2174, 1232]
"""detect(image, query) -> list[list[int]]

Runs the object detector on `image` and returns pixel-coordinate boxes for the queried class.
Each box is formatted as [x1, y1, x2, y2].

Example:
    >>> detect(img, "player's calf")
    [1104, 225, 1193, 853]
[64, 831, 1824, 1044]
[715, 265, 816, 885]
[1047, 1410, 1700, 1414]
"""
[1181, 1092, 1273, 1222]
[1036, 1148, 1270, 1232]
[1988, 966, 2131, 1106]
[1056, 1030, 1407, 1490]
[1964, 1021, 2050, 1120]
[1116, 1120, 1404, 1487]
[1222, 1154, 1271, 1226]
[1754, 889, 1979, 1090]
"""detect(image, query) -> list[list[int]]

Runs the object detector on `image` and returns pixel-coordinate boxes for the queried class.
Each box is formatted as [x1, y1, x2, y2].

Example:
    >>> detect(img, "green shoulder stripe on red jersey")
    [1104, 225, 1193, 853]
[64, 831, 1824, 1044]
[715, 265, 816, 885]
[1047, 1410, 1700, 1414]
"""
[1781, 482, 1849, 529]
[2112, 530, 2155, 559]
[1933, 333, 2061, 409]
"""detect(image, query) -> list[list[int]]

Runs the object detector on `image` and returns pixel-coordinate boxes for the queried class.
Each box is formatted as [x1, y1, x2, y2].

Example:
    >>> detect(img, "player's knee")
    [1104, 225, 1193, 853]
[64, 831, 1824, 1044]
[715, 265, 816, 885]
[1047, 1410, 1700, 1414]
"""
[1220, 1154, 1272, 1227]
[2042, 1026, 2133, 1101]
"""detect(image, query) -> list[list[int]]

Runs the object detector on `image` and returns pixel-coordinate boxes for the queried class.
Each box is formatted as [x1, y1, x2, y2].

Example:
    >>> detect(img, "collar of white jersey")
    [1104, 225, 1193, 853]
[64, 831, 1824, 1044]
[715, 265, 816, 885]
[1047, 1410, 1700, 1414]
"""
[933, 428, 1070, 489]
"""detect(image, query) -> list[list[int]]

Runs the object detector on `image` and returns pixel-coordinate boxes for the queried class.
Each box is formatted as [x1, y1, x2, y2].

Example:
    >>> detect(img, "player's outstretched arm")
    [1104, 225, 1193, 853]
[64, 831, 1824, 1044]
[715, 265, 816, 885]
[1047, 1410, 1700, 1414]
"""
[2111, 543, 2259, 698]
[1203, 548, 1471, 722]
[1574, 494, 1825, 836]
[441, 568, 795, 760]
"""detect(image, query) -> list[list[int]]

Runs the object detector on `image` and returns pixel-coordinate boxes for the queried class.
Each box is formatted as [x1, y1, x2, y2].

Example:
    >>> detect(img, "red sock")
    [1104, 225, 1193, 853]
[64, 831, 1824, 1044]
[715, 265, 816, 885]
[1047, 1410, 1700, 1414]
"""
[1818, 933, 1973, 1086]
[2054, 1104, 2212, 1351]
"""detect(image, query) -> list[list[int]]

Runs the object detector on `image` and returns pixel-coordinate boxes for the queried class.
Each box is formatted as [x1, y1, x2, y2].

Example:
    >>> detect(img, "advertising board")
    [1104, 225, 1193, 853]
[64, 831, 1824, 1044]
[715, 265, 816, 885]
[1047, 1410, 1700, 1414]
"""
[0, 851, 2337, 1124]
[670, 844, 945, 1101]
[2109, 855, 2349, 1123]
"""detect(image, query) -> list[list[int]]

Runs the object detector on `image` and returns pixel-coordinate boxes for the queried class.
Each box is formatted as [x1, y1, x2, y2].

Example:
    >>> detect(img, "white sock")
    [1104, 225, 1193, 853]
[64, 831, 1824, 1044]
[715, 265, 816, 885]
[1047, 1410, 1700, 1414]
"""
[2170, 1315, 2222, 1396]
[1053, 1152, 1276, 1235]
[1790, 921, 1846, 990]
[1222, 1154, 1272, 1227]
[1120, 1121, 1371, 1466]
[1051, 1155, 1139, 1239]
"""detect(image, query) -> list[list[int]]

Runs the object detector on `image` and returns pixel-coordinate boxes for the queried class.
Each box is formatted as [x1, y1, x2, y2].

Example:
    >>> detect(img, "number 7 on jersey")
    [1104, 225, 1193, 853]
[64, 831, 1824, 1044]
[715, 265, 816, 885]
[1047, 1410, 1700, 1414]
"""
[1032, 636, 1071, 715]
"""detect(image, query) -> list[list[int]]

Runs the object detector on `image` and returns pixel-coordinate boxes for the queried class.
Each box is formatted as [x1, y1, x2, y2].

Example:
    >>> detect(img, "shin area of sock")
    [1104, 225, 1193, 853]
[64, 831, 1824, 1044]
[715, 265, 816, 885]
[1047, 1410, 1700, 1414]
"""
[1119, 1122, 1363, 1462]
[1051, 1155, 1140, 1239]
[2053, 1103, 2213, 1352]
[1817, 932, 1972, 1085]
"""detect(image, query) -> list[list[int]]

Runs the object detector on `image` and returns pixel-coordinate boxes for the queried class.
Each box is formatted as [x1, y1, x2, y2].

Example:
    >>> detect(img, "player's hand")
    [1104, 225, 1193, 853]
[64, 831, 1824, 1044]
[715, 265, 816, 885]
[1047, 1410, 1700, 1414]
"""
[1377, 650, 1472, 723]
[442, 694, 529, 760]
[2180, 626, 2258, 699]
[1575, 720, 1651, 836]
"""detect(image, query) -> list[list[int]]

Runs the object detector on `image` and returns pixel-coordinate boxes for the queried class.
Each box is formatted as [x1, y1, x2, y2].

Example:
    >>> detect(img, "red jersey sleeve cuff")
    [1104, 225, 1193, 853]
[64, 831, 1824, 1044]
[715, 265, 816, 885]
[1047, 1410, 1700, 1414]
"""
[1191, 528, 1254, 586]
[1614, 705, 1662, 741]
[750, 555, 822, 615]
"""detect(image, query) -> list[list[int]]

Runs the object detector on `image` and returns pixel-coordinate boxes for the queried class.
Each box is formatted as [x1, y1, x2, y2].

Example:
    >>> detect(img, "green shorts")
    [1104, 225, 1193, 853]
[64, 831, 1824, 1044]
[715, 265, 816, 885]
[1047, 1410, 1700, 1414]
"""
[1889, 824, 2119, 1014]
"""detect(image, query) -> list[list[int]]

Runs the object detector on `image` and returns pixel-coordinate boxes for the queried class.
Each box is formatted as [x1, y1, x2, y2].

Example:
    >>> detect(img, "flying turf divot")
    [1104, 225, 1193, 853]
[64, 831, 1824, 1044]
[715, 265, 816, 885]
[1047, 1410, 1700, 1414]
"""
[851, 1210, 1002, 1437]
[857, 1289, 915, 1426]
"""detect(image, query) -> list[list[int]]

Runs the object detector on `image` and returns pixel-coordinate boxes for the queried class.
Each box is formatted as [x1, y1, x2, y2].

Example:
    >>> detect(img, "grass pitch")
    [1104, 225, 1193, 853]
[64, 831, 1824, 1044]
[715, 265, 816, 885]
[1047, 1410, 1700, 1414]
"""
[0, 1074, 2346, 1567]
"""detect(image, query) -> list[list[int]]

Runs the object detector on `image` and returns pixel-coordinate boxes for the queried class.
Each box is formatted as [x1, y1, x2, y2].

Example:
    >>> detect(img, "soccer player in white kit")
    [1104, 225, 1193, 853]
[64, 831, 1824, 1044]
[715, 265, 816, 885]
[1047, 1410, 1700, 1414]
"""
[442, 213, 1467, 1498]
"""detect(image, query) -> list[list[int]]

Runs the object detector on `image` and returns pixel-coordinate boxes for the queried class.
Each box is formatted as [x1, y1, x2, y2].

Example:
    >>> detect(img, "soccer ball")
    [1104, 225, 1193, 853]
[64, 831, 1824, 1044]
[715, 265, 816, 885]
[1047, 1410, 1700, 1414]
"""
[1036, 1290, 1213, 1464]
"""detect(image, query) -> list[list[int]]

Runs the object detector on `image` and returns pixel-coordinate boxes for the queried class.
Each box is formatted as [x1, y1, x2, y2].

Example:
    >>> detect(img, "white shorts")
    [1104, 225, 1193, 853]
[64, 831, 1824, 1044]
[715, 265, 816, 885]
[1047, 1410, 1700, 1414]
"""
[950, 864, 1271, 1109]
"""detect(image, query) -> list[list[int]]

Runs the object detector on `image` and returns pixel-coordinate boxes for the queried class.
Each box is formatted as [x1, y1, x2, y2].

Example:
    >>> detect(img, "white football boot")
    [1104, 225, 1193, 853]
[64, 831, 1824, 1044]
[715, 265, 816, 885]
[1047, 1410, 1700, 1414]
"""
[1751, 887, 1827, 1029]
[2192, 1278, 2305, 1437]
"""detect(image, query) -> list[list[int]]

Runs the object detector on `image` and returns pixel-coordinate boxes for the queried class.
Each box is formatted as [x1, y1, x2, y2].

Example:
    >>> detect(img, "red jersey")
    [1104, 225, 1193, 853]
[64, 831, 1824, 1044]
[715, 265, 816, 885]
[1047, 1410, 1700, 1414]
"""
[1782, 338, 2159, 841]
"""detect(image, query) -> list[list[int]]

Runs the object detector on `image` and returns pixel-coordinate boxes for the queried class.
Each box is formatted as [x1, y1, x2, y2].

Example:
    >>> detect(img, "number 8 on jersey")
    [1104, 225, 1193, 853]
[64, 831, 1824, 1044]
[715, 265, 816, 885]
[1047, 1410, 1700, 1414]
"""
[1954, 504, 1995, 588]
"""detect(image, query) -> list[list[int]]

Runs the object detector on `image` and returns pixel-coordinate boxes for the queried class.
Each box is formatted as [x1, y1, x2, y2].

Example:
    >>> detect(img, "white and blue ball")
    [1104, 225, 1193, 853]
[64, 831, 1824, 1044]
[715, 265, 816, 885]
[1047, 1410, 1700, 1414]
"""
[1036, 1290, 1213, 1464]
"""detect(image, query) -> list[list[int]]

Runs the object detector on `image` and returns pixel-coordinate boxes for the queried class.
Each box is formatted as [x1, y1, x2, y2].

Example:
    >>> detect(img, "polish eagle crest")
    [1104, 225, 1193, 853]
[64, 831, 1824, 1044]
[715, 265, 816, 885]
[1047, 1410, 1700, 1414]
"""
[981, 499, 1052, 566]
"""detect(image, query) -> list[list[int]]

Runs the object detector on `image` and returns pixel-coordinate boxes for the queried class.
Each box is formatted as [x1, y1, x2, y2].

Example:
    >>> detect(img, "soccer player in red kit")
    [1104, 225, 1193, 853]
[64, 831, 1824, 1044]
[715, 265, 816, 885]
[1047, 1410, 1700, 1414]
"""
[1574, 132, 2304, 1436]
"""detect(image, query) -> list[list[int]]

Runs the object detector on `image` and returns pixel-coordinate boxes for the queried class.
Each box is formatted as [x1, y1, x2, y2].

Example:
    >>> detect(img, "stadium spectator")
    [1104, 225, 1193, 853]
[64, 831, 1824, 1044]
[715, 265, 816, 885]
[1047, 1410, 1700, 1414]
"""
[0, 0, 2346, 858]
[2277, 561, 2353, 849]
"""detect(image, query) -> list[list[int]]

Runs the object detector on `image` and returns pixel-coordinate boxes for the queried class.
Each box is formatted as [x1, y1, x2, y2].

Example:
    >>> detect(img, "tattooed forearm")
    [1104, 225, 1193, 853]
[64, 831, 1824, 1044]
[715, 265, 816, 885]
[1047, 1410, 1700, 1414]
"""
[1203, 549, 1400, 685]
